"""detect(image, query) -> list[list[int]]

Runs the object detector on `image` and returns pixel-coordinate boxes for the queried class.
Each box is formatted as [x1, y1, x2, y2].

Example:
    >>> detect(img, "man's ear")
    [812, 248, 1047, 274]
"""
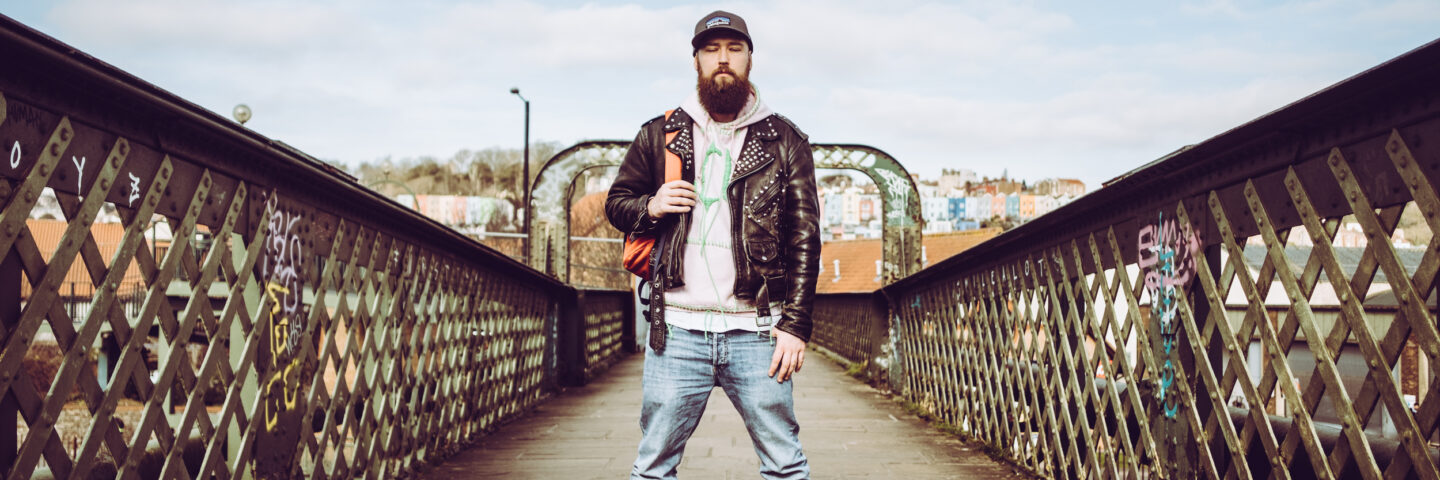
[693, 56, 700, 72]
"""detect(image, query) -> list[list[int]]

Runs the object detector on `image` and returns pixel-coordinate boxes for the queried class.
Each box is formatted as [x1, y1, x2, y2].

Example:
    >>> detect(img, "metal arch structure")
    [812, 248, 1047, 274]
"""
[527, 141, 628, 280]
[810, 144, 922, 284]
[527, 141, 922, 285]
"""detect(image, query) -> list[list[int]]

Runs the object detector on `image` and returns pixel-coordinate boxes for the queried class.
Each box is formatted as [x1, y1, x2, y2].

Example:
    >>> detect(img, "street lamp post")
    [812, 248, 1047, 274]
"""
[510, 87, 530, 255]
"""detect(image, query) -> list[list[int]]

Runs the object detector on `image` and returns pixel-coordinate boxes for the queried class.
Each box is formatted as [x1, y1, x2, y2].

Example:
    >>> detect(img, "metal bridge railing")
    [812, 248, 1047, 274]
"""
[810, 293, 890, 383]
[818, 38, 1440, 479]
[0, 15, 631, 479]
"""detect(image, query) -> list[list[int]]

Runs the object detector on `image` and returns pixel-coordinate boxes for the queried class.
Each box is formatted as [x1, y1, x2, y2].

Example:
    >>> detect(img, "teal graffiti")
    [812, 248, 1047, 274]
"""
[1138, 211, 1200, 419]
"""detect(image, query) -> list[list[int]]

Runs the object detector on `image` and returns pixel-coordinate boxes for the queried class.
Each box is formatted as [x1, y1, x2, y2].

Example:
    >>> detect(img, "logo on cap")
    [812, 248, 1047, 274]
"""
[706, 16, 731, 28]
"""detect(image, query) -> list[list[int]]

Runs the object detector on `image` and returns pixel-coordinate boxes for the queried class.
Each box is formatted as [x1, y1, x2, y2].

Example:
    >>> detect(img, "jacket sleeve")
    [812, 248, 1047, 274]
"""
[776, 136, 821, 342]
[606, 124, 663, 236]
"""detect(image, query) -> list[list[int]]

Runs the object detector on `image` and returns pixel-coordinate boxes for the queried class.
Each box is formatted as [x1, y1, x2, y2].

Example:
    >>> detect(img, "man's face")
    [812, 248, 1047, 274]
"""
[694, 34, 751, 88]
[693, 33, 752, 116]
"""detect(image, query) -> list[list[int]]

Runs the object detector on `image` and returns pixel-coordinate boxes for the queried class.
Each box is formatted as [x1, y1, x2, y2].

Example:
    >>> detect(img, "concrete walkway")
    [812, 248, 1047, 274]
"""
[422, 350, 1029, 479]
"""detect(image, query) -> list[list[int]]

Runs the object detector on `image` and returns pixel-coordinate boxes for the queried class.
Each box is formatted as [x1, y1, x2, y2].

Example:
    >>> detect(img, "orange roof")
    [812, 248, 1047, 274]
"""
[20, 219, 146, 300]
[818, 228, 1001, 293]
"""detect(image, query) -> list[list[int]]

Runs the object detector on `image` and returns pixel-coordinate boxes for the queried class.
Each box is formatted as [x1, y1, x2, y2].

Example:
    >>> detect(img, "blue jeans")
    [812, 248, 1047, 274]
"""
[632, 326, 809, 479]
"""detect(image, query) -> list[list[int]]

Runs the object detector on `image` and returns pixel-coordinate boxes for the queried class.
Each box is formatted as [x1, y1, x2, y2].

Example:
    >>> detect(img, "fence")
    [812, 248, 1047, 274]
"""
[575, 290, 635, 383]
[0, 16, 630, 479]
[810, 294, 891, 384]
[869, 38, 1440, 479]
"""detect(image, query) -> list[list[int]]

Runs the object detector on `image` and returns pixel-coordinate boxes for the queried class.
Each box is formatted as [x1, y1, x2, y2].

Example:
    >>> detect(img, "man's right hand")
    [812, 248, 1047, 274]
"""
[649, 180, 698, 219]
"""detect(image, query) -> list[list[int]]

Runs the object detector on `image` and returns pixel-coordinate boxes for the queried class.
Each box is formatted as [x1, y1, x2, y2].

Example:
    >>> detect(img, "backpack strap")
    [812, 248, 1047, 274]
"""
[662, 110, 681, 182]
[640, 110, 684, 285]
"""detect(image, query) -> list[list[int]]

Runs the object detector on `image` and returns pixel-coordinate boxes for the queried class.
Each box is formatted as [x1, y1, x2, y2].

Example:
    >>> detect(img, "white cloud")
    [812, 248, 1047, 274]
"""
[1354, 0, 1440, 25]
[48, 0, 365, 52]
[10, 0, 1440, 191]
[1180, 0, 1250, 19]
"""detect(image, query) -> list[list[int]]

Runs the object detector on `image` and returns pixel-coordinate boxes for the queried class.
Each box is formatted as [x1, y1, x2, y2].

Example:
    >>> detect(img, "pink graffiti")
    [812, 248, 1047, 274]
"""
[1138, 215, 1201, 291]
[1138, 212, 1199, 420]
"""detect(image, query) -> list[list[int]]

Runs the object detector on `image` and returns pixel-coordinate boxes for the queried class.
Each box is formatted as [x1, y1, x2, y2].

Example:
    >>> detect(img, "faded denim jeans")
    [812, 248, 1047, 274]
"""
[632, 326, 810, 479]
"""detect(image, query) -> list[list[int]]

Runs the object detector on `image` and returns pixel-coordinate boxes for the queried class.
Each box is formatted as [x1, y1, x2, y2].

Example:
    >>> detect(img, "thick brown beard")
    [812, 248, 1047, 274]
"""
[696, 67, 751, 117]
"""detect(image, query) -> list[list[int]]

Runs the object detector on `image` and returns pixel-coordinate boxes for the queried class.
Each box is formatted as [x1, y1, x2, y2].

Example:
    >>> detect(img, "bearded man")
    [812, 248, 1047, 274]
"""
[606, 10, 820, 480]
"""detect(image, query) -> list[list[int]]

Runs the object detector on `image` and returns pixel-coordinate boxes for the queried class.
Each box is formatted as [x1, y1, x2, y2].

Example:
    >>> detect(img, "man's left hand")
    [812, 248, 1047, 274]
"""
[768, 329, 806, 383]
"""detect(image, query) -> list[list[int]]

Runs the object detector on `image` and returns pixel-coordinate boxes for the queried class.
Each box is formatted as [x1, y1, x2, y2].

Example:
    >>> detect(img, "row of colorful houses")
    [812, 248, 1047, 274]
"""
[820, 188, 1080, 235]
[395, 194, 515, 231]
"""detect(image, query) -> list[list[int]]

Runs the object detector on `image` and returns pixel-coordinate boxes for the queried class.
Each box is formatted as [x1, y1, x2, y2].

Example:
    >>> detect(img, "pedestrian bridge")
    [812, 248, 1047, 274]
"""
[4, 14, 1440, 480]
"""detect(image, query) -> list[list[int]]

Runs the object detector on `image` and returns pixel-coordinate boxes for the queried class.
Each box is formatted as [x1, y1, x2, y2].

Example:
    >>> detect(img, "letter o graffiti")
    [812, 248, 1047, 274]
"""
[8, 141, 18, 169]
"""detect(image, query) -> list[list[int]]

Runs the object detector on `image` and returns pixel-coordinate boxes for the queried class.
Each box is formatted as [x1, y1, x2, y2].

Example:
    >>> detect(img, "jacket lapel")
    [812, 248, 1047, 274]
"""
[730, 115, 779, 182]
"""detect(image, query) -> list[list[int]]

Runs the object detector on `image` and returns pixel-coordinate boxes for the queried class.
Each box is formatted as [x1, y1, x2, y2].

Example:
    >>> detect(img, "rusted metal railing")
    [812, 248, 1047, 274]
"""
[810, 293, 891, 384]
[810, 39, 1440, 478]
[0, 16, 631, 478]
[578, 290, 634, 382]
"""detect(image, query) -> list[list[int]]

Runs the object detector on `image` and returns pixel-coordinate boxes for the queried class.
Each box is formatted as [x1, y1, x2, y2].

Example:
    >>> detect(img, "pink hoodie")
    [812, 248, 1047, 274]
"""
[664, 89, 774, 333]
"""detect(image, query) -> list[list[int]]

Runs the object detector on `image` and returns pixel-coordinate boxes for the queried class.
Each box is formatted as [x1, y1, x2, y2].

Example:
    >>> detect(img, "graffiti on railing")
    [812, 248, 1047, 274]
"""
[874, 167, 912, 226]
[126, 172, 141, 206]
[263, 196, 307, 359]
[256, 193, 312, 473]
[70, 155, 85, 196]
[1138, 210, 1201, 418]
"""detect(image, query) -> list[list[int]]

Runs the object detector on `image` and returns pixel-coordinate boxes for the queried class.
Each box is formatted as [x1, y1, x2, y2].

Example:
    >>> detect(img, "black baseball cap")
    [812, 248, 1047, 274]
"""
[691, 10, 752, 52]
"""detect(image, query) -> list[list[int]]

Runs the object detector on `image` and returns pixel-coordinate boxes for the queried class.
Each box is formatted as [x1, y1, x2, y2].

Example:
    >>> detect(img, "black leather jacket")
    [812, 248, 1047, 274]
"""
[606, 108, 821, 353]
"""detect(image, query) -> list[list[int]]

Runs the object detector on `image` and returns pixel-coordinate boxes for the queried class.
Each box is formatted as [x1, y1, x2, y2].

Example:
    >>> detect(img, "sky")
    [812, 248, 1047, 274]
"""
[2, 0, 1438, 191]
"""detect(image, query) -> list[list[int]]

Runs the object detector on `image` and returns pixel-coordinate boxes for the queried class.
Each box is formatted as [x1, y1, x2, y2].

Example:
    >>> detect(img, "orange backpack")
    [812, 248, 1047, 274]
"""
[622, 110, 682, 278]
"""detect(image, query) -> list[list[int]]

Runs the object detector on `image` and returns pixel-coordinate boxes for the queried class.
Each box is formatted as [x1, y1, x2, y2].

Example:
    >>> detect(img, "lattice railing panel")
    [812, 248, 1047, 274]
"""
[810, 294, 885, 368]
[0, 19, 634, 478]
[580, 290, 628, 381]
[874, 40, 1440, 479]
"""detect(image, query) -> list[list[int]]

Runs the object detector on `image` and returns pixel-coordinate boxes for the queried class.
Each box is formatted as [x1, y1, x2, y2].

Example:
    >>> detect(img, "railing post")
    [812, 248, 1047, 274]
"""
[0, 247, 17, 473]
[557, 289, 586, 387]
[620, 289, 636, 356]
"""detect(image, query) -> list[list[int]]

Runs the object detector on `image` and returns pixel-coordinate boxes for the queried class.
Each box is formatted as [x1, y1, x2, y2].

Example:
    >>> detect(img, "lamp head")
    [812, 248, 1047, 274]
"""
[232, 104, 252, 125]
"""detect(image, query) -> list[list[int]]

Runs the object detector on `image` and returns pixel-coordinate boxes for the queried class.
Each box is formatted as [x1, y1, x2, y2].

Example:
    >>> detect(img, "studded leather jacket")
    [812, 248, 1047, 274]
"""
[606, 108, 821, 353]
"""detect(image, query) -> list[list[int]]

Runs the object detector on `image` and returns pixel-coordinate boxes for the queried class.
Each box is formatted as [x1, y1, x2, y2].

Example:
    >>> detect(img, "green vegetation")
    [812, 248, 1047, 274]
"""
[344, 142, 567, 203]
[844, 359, 869, 381]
